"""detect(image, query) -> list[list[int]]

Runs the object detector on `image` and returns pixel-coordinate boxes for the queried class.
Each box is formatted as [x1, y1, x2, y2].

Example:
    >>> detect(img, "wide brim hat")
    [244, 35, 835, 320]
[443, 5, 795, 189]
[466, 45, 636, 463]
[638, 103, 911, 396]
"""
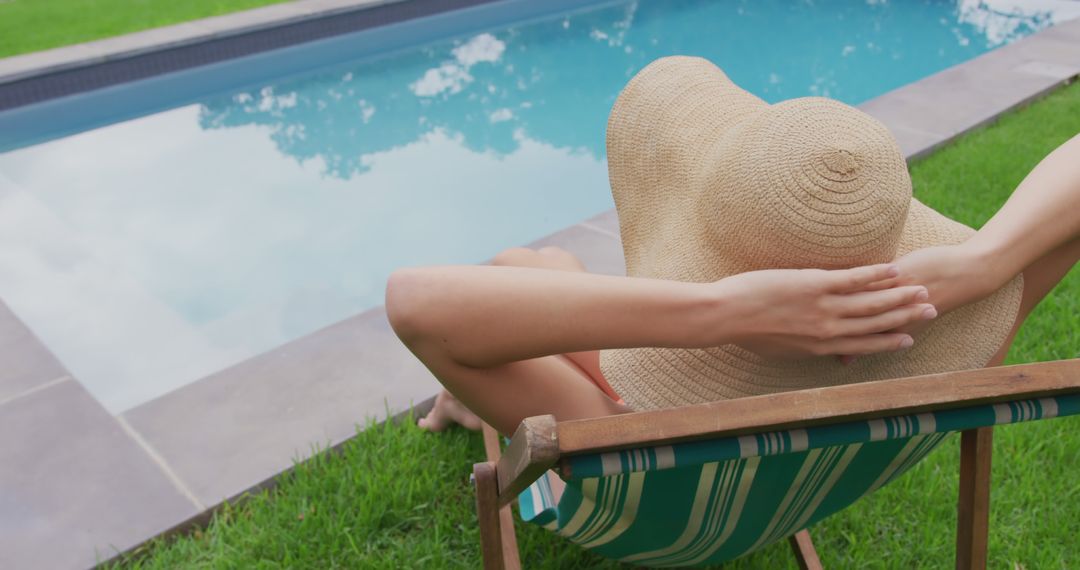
[599, 56, 1022, 410]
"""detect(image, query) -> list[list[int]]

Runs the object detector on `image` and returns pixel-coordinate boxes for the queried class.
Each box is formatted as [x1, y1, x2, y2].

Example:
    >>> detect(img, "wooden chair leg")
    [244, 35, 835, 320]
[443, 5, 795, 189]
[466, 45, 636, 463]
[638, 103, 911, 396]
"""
[788, 529, 823, 570]
[477, 423, 522, 570]
[956, 427, 993, 570]
[474, 461, 507, 570]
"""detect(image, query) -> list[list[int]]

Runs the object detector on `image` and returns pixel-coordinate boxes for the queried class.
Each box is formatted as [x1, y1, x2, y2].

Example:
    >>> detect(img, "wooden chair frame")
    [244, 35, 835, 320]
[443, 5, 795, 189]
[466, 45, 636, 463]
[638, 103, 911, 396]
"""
[471, 359, 1080, 569]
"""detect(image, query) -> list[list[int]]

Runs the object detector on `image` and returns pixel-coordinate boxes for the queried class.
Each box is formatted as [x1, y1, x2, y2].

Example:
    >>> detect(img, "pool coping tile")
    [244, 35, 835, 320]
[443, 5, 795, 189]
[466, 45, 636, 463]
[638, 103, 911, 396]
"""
[75, 23, 223, 63]
[0, 379, 200, 570]
[858, 19, 1079, 159]
[0, 297, 71, 404]
[120, 305, 440, 508]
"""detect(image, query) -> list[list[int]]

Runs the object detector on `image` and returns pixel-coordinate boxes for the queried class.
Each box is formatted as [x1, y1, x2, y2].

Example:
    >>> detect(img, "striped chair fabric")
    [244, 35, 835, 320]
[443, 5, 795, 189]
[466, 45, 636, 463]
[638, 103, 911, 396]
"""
[517, 394, 1080, 567]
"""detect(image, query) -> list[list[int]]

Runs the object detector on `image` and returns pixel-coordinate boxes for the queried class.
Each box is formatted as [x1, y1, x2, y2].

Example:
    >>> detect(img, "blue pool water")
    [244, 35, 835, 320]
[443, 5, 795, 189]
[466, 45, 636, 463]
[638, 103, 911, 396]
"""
[0, 0, 1077, 412]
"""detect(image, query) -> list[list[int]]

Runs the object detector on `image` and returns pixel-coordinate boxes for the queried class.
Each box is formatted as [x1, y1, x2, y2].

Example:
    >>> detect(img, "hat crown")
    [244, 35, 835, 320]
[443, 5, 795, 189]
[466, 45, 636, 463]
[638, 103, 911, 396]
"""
[699, 98, 911, 274]
[601, 56, 1022, 411]
[822, 148, 858, 175]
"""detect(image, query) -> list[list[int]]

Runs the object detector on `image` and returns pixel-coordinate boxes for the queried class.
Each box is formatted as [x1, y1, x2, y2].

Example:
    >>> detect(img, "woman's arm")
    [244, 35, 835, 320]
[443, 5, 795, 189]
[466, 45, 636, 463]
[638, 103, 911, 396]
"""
[386, 263, 934, 369]
[893, 133, 1080, 315]
[970, 133, 1080, 288]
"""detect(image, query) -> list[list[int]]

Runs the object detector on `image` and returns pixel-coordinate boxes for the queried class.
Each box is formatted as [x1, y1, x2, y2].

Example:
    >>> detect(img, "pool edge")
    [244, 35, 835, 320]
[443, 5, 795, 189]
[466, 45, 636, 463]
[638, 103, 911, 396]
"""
[0, 0, 618, 112]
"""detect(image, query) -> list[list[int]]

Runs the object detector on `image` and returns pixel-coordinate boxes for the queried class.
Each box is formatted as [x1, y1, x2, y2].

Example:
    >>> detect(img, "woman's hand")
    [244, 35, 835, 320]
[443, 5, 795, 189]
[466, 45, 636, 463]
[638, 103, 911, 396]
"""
[715, 263, 937, 359]
[887, 243, 1000, 335]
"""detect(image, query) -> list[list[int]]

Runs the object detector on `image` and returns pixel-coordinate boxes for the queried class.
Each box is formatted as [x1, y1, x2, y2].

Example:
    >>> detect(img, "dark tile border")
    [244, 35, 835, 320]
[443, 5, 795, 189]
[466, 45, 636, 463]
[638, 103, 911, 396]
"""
[0, 0, 501, 110]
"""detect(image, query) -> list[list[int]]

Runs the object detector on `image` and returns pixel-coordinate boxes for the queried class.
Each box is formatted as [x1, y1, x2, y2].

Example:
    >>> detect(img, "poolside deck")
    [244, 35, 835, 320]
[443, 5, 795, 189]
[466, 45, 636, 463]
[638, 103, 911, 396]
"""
[0, 3, 1078, 569]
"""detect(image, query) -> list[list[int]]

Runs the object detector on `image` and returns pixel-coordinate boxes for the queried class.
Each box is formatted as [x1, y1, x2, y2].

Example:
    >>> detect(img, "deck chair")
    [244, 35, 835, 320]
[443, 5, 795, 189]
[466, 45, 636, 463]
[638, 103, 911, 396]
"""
[471, 359, 1080, 569]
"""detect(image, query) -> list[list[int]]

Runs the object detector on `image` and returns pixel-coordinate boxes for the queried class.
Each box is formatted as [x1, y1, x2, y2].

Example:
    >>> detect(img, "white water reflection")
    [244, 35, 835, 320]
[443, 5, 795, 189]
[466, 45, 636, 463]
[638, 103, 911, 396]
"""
[957, 0, 1080, 45]
[0, 105, 608, 412]
[410, 33, 507, 97]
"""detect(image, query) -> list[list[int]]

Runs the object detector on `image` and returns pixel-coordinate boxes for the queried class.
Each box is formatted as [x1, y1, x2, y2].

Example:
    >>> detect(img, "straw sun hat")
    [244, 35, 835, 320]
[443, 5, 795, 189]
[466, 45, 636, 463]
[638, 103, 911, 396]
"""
[598, 56, 1023, 410]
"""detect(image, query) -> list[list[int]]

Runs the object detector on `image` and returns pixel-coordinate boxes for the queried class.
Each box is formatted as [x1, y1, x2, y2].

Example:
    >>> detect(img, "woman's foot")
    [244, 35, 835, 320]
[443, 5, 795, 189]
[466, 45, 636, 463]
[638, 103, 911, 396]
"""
[418, 389, 483, 432]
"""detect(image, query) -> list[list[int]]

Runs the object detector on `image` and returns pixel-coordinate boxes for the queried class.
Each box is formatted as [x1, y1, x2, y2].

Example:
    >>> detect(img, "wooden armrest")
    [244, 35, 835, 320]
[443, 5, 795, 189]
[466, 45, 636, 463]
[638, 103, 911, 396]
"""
[555, 359, 1080, 456]
[494, 415, 559, 507]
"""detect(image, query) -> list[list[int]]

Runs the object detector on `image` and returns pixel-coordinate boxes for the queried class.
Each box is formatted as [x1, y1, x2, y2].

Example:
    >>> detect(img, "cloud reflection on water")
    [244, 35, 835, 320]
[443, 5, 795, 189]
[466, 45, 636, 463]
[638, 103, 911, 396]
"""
[0, 107, 608, 411]
[0, 0, 1076, 411]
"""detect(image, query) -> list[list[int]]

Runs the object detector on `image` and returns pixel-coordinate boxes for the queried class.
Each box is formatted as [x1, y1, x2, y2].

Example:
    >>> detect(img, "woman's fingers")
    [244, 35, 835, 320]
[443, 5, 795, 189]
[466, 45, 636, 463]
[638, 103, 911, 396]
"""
[834, 303, 937, 337]
[824, 263, 900, 292]
[828, 285, 929, 317]
[814, 333, 915, 356]
[857, 275, 902, 292]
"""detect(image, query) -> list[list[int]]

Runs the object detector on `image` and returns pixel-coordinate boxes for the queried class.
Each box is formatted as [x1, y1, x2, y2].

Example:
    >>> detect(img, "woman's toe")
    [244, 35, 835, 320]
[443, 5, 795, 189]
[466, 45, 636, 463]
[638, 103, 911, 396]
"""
[418, 410, 447, 432]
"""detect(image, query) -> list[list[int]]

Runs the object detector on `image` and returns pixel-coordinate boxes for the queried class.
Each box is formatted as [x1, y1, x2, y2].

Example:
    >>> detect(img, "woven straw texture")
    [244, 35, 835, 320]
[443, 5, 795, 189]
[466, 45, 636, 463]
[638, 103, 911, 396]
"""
[599, 57, 1022, 410]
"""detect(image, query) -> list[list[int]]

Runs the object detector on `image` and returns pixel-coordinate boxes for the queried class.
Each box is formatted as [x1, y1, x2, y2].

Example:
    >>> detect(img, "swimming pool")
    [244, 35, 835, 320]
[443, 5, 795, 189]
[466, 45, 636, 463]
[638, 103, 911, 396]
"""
[1, 0, 1077, 413]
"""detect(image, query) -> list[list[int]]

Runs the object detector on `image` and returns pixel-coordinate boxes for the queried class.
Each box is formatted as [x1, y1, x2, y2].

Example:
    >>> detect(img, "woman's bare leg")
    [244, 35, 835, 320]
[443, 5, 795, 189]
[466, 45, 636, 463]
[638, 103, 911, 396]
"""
[409, 246, 631, 435]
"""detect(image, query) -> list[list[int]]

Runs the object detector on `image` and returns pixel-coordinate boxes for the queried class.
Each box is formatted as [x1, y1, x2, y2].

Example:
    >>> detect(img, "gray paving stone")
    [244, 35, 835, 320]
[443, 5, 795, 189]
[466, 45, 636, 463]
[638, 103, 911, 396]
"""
[861, 29, 1076, 160]
[889, 125, 947, 162]
[1008, 38, 1080, 72]
[122, 306, 438, 507]
[86, 22, 214, 59]
[302, 0, 397, 14]
[0, 298, 69, 404]
[527, 223, 626, 277]
[0, 44, 106, 83]
[195, 3, 320, 35]
[859, 54, 1063, 140]
[1011, 60, 1080, 80]
[0, 380, 198, 570]
[1041, 17, 1080, 43]
[859, 92, 951, 138]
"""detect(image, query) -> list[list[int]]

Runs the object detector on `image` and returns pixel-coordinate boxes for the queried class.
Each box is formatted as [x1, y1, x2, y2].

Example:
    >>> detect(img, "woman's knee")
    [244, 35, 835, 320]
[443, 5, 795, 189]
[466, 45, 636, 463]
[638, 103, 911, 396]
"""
[385, 268, 428, 345]
[490, 247, 541, 267]
[539, 246, 588, 271]
[490, 245, 585, 271]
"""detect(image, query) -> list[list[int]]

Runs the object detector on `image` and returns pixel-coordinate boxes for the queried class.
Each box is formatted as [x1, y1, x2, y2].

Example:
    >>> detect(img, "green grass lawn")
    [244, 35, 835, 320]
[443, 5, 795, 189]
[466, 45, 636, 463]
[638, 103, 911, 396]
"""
[108, 82, 1080, 569]
[0, 0, 290, 58]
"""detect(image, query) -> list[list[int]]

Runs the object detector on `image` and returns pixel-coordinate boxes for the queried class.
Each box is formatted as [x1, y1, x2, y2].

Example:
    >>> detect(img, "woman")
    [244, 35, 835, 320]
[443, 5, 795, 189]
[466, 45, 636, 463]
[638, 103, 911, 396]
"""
[386, 60, 1079, 437]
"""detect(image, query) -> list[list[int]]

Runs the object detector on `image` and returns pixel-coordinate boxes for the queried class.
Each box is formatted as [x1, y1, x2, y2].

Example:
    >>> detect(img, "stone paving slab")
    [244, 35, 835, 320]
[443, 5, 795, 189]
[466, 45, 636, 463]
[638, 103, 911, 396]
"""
[859, 17, 1080, 161]
[0, 298, 69, 404]
[1043, 17, 1080, 43]
[122, 306, 438, 507]
[77, 22, 227, 63]
[193, 2, 324, 35]
[0, 380, 199, 570]
[0, 45, 107, 85]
